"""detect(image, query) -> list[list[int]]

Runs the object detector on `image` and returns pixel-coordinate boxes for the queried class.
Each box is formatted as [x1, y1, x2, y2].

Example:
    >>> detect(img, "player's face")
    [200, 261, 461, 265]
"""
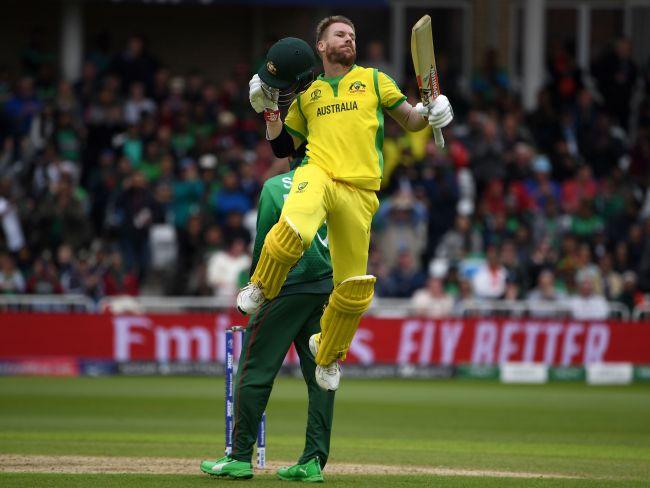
[322, 23, 356, 67]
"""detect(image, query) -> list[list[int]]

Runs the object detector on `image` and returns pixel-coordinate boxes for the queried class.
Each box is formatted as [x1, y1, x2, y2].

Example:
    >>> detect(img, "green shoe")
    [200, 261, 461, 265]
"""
[200, 455, 253, 479]
[277, 458, 324, 482]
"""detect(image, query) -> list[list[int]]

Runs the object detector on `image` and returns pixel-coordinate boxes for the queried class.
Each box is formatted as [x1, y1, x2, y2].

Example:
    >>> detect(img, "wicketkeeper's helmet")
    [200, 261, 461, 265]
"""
[258, 37, 317, 106]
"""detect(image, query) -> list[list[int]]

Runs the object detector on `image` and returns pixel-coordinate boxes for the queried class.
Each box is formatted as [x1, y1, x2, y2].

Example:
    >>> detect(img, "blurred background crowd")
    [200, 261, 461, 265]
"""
[0, 26, 649, 317]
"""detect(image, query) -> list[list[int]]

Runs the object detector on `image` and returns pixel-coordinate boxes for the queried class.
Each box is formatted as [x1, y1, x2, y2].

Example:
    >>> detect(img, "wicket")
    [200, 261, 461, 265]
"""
[225, 326, 266, 469]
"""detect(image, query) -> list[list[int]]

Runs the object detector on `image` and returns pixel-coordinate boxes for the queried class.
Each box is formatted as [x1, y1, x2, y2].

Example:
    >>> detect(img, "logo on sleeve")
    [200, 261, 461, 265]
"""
[310, 89, 322, 101]
[296, 182, 308, 193]
[349, 81, 366, 94]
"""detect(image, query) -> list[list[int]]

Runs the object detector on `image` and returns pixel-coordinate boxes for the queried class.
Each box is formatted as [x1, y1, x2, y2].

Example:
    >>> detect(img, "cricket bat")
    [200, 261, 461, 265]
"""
[411, 14, 445, 148]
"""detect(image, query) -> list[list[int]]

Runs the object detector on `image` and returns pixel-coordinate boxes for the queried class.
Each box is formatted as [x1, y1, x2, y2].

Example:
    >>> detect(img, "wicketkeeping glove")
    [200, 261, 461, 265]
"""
[415, 94, 453, 129]
[249, 74, 279, 115]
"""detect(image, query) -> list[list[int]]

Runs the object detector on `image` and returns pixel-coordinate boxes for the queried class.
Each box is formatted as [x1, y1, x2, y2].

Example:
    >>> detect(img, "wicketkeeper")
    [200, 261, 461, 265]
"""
[238, 17, 454, 391]
[201, 39, 335, 482]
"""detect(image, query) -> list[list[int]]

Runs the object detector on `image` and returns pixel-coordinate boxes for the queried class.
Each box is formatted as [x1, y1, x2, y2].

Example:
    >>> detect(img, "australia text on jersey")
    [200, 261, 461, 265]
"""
[316, 101, 359, 117]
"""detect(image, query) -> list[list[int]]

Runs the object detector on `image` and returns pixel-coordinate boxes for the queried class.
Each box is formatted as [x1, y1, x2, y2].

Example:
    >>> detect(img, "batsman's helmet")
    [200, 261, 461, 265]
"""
[258, 37, 317, 106]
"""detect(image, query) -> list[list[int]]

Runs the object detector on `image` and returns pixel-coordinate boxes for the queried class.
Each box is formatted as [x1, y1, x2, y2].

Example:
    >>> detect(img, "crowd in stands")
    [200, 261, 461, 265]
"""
[0, 33, 649, 318]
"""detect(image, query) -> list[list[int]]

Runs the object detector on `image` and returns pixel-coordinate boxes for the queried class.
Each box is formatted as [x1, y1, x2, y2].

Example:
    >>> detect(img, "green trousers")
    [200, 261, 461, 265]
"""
[231, 293, 335, 468]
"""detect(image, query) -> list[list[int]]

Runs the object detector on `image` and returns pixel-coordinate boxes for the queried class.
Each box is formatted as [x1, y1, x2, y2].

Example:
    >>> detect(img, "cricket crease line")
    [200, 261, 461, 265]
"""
[0, 454, 600, 479]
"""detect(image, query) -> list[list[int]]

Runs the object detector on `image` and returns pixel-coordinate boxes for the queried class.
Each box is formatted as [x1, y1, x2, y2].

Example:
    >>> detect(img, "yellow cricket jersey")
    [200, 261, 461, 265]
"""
[284, 65, 407, 191]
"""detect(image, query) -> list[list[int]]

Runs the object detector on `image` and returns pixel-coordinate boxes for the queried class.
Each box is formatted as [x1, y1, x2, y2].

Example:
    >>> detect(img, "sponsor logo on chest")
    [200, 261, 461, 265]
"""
[348, 80, 366, 94]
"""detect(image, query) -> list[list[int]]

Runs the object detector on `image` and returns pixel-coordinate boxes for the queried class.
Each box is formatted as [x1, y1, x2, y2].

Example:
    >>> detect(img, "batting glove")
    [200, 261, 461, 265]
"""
[415, 94, 453, 129]
[249, 74, 279, 114]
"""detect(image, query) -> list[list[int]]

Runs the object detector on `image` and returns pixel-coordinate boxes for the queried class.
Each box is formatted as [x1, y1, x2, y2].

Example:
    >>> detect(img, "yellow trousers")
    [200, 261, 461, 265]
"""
[281, 164, 379, 285]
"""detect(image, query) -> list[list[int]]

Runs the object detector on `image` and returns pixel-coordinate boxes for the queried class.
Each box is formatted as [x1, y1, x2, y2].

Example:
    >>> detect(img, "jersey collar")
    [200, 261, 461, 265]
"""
[317, 65, 358, 97]
[317, 64, 357, 83]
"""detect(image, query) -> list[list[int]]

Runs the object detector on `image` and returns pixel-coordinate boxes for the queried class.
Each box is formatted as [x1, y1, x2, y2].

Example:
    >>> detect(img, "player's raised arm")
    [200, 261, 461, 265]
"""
[387, 94, 453, 132]
[375, 69, 453, 133]
[248, 38, 316, 155]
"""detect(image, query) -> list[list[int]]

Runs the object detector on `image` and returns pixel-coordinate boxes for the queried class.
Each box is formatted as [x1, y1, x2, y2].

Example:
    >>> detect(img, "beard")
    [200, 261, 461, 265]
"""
[325, 44, 356, 67]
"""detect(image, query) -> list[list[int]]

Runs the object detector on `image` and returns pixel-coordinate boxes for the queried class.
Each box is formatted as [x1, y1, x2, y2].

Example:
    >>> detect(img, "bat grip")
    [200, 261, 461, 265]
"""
[433, 127, 445, 148]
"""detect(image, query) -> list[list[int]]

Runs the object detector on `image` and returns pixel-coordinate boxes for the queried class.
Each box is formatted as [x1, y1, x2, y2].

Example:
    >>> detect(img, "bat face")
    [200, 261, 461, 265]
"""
[411, 14, 446, 148]
[411, 14, 440, 107]
[417, 64, 440, 107]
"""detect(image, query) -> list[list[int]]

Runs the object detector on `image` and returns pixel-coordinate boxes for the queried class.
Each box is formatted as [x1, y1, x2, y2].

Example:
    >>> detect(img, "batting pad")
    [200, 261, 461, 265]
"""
[316, 275, 376, 365]
[251, 216, 303, 300]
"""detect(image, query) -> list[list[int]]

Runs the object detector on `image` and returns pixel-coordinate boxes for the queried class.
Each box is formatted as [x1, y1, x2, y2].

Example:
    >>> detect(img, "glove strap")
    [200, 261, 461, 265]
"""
[263, 109, 281, 122]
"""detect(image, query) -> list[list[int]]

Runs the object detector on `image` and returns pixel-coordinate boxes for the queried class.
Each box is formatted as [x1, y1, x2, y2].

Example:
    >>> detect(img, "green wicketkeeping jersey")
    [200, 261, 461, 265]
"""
[251, 170, 333, 296]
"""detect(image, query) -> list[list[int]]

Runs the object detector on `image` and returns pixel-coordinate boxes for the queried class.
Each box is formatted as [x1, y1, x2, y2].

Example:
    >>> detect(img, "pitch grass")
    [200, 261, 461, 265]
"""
[1, 377, 649, 487]
[2, 473, 649, 488]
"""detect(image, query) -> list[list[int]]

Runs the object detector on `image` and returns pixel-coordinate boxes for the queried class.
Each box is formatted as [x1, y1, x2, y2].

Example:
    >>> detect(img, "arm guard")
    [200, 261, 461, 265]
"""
[269, 126, 294, 158]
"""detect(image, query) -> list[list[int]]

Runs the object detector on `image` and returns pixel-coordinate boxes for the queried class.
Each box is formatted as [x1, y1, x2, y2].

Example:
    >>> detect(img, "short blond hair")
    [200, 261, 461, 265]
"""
[315, 15, 355, 43]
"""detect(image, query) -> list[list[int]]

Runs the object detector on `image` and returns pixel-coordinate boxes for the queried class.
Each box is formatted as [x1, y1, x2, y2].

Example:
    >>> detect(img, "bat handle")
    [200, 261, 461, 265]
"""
[433, 127, 445, 148]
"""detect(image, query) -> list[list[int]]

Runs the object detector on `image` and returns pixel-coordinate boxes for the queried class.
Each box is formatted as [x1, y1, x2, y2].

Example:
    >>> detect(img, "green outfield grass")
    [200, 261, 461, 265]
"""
[1, 377, 649, 486]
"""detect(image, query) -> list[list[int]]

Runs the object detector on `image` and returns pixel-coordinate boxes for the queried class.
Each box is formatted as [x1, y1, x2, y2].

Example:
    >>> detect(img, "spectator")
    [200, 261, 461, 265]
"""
[527, 269, 566, 318]
[598, 252, 623, 300]
[0, 179, 25, 253]
[124, 81, 156, 125]
[435, 213, 483, 263]
[113, 171, 156, 278]
[173, 159, 204, 228]
[570, 200, 604, 240]
[417, 157, 459, 258]
[501, 239, 528, 290]
[382, 249, 427, 298]
[103, 250, 139, 296]
[453, 277, 475, 315]
[470, 117, 505, 188]
[411, 276, 454, 318]
[375, 191, 427, 270]
[525, 155, 561, 210]
[359, 40, 394, 79]
[213, 170, 251, 221]
[561, 165, 598, 213]
[222, 211, 251, 247]
[26, 255, 62, 294]
[32, 175, 90, 252]
[472, 244, 507, 299]
[4, 77, 42, 136]
[0, 253, 26, 293]
[110, 35, 158, 95]
[206, 238, 251, 298]
[568, 268, 609, 320]
[591, 38, 638, 129]
[173, 213, 207, 295]
[619, 271, 644, 311]
[76, 251, 104, 301]
[57, 244, 83, 294]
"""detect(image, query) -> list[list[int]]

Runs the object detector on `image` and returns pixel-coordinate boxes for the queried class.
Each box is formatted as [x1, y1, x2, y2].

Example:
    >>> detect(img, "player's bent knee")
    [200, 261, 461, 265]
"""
[250, 217, 304, 300]
[265, 216, 304, 263]
[316, 275, 376, 365]
[329, 275, 376, 314]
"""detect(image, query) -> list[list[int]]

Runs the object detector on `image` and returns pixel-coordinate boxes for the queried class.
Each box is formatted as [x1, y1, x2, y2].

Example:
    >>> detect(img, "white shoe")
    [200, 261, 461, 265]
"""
[315, 363, 340, 391]
[308, 333, 320, 356]
[236, 283, 266, 315]
[309, 333, 341, 391]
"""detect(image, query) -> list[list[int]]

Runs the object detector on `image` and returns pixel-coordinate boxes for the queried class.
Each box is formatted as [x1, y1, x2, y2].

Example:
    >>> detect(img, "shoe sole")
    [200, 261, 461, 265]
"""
[201, 467, 253, 479]
[277, 473, 324, 482]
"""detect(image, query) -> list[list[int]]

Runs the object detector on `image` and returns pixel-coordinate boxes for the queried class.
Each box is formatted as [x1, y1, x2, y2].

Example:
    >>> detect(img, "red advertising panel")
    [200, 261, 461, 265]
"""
[1, 313, 650, 365]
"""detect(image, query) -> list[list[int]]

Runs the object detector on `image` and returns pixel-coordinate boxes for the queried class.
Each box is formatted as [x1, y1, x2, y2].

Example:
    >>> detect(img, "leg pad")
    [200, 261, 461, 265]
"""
[316, 275, 376, 365]
[250, 217, 303, 300]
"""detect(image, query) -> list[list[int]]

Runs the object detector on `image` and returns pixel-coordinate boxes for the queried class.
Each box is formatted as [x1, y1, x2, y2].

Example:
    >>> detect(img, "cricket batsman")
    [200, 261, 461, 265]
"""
[201, 40, 335, 482]
[238, 16, 454, 391]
